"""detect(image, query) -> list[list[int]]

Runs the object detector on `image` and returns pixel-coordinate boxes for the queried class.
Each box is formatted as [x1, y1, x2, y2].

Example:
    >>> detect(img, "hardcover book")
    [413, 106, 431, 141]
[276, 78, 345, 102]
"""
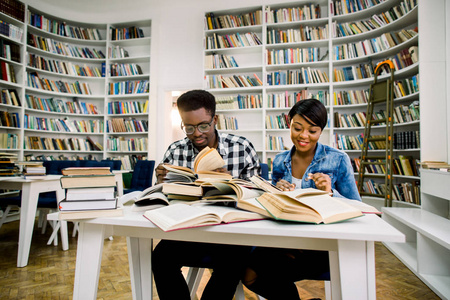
[144, 203, 266, 232]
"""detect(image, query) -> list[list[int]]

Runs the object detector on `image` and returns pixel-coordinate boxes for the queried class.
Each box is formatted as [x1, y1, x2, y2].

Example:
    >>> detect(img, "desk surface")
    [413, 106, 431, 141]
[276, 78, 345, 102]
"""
[0, 175, 62, 182]
[48, 208, 405, 245]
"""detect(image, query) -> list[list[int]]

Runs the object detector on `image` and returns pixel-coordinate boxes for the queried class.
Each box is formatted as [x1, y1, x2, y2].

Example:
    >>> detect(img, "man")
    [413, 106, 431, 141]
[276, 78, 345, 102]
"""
[152, 89, 260, 300]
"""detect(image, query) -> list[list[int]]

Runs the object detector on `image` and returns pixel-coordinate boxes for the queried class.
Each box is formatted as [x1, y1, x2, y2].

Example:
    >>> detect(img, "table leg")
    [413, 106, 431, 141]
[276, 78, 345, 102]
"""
[127, 237, 153, 300]
[337, 240, 376, 300]
[17, 182, 39, 267]
[328, 250, 342, 300]
[73, 222, 105, 300]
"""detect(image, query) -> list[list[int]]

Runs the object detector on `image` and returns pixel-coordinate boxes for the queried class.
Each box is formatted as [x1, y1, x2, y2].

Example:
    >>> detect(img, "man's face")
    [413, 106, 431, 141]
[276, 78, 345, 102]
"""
[179, 108, 217, 150]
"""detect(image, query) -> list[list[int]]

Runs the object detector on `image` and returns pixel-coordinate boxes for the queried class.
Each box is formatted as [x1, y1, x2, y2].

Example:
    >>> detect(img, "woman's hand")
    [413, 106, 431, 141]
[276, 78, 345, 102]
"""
[276, 179, 295, 191]
[308, 173, 332, 194]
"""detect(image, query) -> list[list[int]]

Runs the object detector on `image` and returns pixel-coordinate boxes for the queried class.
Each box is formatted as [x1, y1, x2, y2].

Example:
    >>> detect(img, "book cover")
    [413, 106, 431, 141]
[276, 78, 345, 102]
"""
[58, 198, 117, 211]
[65, 186, 116, 201]
[58, 207, 123, 220]
[61, 167, 111, 176]
[60, 174, 116, 189]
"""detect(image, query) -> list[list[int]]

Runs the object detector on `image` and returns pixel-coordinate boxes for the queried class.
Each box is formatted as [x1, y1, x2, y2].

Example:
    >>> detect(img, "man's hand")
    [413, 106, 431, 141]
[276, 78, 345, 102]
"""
[211, 167, 231, 175]
[155, 163, 169, 184]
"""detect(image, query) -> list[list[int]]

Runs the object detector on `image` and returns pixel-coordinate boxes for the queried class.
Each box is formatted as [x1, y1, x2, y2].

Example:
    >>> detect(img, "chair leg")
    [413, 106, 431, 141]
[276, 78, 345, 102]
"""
[72, 222, 79, 237]
[47, 221, 60, 246]
[0, 206, 12, 229]
[234, 282, 246, 300]
[186, 267, 205, 300]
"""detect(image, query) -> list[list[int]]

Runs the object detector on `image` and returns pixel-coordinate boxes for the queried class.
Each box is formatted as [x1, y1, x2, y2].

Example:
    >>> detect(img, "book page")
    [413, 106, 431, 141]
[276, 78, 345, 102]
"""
[294, 195, 362, 223]
[335, 198, 381, 214]
[144, 203, 220, 231]
[132, 192, 169, 212]
[163, 164, 196, 178]
[237, 197, 272, 218]
[282, 188, 329, 198]
[194, 147, 225, 172]
[193, 204, 265, 223]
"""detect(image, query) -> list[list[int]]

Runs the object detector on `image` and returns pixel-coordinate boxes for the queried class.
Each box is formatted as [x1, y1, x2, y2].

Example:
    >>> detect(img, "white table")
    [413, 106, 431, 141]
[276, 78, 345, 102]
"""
[48, 208, 405, 300]
[0, 175, 65, 267]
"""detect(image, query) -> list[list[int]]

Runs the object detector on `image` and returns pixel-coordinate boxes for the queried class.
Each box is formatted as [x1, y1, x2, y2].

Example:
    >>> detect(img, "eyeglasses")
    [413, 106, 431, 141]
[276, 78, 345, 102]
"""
[181, 119, 214, 135]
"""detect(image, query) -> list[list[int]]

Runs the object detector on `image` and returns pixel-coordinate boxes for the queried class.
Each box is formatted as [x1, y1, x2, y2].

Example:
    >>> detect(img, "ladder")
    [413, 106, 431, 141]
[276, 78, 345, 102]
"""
[357, 60, 395, 207]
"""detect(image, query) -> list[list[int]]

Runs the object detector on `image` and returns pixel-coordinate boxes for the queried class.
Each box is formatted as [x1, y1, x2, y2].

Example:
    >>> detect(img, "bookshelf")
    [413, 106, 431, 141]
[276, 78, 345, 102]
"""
[105, 20, 151, 169]
[0, 1, 152, 170]
[203, 0, 419, 209]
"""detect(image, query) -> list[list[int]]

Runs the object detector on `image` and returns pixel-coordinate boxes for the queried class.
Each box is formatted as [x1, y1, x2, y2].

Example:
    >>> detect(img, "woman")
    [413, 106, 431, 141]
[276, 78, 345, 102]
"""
[242, 98, 361, 300]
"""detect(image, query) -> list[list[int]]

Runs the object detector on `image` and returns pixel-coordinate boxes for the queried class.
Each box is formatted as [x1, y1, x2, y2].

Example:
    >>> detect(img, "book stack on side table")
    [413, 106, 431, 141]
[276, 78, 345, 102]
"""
[17, 161, 46, 179]
[0, 153, 19, 177]
[58, 167, 123, 220]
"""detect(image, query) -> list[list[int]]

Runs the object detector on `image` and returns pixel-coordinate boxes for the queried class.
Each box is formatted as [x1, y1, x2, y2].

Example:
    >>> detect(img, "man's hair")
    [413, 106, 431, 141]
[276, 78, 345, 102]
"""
[177, 90, 216, 117]
[288, 98, 328, 130]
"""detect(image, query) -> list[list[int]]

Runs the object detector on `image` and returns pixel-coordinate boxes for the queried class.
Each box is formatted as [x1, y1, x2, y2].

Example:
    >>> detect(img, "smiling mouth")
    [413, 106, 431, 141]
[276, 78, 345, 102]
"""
[298, 141, 309, 146]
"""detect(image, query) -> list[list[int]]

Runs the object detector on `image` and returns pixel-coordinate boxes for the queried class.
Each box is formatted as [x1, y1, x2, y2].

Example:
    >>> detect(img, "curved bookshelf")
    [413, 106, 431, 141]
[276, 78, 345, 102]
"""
[203, 0, 419, 209]
[0, 3, 151, 164]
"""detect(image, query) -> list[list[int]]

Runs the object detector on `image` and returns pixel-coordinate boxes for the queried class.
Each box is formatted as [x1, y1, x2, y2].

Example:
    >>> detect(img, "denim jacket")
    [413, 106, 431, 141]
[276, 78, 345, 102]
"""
[271, 143, 361, 201]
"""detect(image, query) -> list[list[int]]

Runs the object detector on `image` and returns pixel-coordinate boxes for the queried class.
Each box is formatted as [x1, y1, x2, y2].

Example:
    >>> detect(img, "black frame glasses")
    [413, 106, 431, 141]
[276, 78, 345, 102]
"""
[181, 119, 214, 135]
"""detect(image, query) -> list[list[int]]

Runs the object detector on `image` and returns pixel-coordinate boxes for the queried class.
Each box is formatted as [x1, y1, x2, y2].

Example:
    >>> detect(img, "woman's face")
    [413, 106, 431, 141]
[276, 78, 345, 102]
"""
[290, 114, 322, 154]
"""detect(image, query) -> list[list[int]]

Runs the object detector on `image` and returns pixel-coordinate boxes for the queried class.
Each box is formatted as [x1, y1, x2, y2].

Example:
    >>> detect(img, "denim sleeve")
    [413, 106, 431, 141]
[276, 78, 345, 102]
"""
[271, 155, 284, 186]
[333, 153, 361, 201]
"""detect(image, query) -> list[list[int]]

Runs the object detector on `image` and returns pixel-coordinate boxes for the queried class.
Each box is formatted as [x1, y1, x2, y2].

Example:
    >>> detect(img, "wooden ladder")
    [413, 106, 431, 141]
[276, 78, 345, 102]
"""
[357, 60, 395, 207]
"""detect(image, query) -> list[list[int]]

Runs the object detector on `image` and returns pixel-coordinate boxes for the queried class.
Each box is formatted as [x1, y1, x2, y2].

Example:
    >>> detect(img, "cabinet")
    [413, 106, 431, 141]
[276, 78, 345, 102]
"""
[203, 0, 419, 207]
[1, 2, 152, 170]
[382, 170, 450, 299]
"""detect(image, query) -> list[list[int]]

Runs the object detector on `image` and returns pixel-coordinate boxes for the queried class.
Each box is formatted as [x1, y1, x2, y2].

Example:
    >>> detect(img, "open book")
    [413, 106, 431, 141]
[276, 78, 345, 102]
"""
[163, 146, 232, 182]
[119, 184, 170, 211]
[255, 189, 363, 224]
[143, 203, 266, 231]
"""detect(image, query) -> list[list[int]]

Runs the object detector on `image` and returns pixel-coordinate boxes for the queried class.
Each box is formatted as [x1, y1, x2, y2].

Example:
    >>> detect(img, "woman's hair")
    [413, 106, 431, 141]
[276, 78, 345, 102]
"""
[288, 98, 328, 130]
[177, 90, 216, 117]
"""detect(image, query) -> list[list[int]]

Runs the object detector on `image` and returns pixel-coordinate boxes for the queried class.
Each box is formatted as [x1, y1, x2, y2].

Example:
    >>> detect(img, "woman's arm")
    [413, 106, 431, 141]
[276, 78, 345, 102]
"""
[333, 154, 361, 200]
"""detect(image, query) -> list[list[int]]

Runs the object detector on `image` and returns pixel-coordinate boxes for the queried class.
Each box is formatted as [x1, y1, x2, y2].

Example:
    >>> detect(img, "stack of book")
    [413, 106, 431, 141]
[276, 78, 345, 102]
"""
[18, 161, 46, 179]
[58, 167, 122, 220]
[0, 152, 19, 177]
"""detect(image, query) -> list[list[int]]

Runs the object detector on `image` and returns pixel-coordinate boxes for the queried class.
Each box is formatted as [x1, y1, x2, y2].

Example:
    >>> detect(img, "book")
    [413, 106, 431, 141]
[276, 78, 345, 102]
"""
[162, 146, 231, 182]
[65, 186, 116, 201]
[61, 167, 112, 176]
[255, 189, 363, 224]
[194, 146, 225, 172]
[249, 175, 283, 194]
[162, 164, 197, 182]
[60, 174, 116, 188]
[143, 203, 266, 232]
[58, 198, 117, 211]
[58, 207, 123, 220]
[162, 182, 203, 197]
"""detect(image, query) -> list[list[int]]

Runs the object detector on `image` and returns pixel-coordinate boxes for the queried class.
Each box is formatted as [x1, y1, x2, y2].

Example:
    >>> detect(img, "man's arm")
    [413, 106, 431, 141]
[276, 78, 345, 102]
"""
[155, 149, 174, 184]
[238, 142, 260, 180]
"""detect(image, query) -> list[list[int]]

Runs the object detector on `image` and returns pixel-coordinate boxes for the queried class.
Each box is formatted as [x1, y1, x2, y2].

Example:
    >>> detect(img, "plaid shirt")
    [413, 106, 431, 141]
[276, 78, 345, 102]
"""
[161, 131, 260, 180]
